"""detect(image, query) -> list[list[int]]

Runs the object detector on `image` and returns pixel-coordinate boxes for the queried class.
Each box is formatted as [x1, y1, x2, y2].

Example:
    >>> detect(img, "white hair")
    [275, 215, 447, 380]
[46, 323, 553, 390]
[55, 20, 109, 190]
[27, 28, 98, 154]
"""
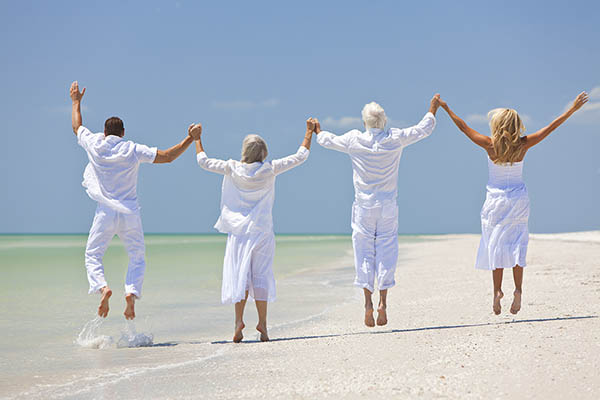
[361, 102, 387, 130]
[241, 134, 268, 163]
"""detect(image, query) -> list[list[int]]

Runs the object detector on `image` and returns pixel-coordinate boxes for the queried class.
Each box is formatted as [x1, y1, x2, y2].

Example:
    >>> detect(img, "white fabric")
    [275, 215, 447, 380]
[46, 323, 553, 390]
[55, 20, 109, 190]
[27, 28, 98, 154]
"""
[317, 113, 436, 291]
[351, 202, 399, 292]
[316, 112, 436, 208]
[197, 146, 309, 303]
[85, 204, 147, 298]
[222, 232, 276, 304]
[475, 157, 530, 270]
[77, 126, 157, 214]
[197, 146, 309, 235]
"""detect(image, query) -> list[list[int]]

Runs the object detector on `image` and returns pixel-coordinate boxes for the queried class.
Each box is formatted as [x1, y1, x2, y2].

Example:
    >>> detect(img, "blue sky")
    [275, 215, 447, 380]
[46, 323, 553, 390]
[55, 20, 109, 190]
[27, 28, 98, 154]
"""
[1, 0, 598, 234]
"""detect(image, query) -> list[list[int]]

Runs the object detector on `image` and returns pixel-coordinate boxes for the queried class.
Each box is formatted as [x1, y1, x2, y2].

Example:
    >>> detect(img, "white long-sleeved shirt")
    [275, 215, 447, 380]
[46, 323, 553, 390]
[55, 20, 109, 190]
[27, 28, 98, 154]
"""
[77, 126, 157, 214]
[316, 112, 436, 208]
[197, 146, 309, 235]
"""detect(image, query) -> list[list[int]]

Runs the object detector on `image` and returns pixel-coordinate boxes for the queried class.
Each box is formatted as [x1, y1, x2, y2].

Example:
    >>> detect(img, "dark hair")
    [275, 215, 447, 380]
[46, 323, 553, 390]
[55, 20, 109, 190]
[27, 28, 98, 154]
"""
[104, 117, 124, 137]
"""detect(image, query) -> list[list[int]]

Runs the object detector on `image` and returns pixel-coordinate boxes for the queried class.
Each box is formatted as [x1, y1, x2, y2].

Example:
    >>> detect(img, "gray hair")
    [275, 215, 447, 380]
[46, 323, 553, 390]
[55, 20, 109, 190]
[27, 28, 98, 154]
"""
[241, 134, 268, 163]
[361, 101, 387, 130]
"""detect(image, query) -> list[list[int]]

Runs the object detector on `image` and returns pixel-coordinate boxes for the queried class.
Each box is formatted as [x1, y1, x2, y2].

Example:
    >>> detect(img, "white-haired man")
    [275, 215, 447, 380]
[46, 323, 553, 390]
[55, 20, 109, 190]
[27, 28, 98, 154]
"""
[314, 95, 440, 327]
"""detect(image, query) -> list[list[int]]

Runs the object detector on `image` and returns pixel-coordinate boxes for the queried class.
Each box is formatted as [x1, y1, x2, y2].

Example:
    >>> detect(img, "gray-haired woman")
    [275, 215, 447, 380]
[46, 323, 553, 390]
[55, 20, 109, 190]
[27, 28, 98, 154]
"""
[193, 119, 315, 342]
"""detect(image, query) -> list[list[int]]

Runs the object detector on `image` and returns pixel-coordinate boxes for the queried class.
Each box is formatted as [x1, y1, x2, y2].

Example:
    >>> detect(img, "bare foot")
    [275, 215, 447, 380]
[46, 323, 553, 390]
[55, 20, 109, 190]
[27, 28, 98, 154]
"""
[364, 307, 375, 327]
[376, 306, 387, 326]
[493, 290, 504, 315]
[233, 321, 245, 343]
[124, 294, 136, 320]
[510, 290, 522, 314]
[98, 287, 112, 318]
[256, 323, 269, 342]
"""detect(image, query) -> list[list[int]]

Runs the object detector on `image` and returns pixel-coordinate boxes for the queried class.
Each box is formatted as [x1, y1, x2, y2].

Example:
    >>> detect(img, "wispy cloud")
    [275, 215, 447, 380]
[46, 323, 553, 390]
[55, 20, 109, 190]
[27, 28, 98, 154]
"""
[466, 112, 532, 125]
[320, 116, 406, 130]
[589, 86, 600, 99]
[562, 86, 600, 124]
[211, 98, 280, 110]
[321, 116, 362, 129]
[465, 114, 489, 125]
[44, 104, 90, 115]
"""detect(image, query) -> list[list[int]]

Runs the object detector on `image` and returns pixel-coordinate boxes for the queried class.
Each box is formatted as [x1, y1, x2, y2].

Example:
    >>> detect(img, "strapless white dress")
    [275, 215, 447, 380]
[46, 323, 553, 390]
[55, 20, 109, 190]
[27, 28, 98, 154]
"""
[475, 157, 530, 270]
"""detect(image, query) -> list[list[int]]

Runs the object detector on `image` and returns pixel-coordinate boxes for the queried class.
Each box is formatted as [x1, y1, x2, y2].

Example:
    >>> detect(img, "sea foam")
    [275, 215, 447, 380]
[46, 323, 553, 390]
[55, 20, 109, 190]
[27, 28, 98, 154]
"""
[75, 317, 153, 349]
[75, 316, 114, 349]
[117, 321, 154, 348]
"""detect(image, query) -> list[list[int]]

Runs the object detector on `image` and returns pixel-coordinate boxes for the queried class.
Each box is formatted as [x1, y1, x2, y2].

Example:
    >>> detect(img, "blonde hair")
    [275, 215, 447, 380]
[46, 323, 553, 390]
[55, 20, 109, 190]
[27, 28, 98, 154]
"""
[241, 134, 268, 163]
[488, 108, 525, 164]
[361, 102, 387, 130]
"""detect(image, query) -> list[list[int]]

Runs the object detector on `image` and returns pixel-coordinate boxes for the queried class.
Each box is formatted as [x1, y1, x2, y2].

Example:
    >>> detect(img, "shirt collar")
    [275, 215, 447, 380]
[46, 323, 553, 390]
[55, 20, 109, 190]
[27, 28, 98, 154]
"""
[366, 127, 384, 135]
[104, 135, 124, 143]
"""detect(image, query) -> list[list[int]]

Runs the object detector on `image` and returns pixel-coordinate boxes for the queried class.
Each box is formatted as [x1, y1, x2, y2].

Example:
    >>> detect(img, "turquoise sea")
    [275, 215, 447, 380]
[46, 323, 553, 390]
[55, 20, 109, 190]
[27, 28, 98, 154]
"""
[0, 234, 361, 398]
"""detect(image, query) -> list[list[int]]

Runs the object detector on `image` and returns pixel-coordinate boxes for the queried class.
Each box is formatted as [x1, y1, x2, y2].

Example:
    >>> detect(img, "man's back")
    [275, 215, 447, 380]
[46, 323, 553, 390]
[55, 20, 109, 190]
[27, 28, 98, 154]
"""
[316, 112, 436, 207]
[77, 126, 157, 214]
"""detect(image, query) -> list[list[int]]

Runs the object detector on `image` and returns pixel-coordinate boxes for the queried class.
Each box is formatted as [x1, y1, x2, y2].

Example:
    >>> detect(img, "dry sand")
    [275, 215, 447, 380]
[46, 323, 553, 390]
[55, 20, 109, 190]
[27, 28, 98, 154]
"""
[40, 232, 600, 399]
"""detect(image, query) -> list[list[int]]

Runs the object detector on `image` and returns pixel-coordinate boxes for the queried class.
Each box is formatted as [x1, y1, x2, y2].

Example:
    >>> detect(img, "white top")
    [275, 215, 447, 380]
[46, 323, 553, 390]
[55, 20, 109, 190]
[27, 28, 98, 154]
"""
[197, 146, 309, 235]
[316, 112, 436, 208]
[77, 126, 157, 214]
[487, 157, 525, 190]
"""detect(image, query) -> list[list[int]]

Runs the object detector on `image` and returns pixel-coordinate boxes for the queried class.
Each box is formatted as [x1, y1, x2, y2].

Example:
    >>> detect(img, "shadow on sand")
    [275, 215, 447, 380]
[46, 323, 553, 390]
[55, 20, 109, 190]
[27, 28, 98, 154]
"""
[206, 315, 597, 345]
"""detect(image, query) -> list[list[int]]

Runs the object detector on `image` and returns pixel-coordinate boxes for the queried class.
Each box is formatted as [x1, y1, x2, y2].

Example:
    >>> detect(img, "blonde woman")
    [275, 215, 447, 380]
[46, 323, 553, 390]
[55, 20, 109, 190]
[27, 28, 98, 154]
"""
[194, 120, 315, 342]
[438, 92, 588, 315]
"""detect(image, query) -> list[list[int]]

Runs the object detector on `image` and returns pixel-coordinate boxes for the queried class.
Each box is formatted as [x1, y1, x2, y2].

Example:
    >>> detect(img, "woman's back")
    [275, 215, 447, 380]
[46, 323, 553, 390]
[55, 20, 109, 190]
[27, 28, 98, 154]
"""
[486, 157, 525, 190]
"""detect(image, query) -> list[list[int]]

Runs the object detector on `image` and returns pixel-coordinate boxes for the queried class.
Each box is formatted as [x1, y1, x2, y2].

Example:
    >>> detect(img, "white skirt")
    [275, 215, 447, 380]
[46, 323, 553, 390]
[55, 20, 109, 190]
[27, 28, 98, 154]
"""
[475, 186, 530, 270]
[222, 231, 276, 304]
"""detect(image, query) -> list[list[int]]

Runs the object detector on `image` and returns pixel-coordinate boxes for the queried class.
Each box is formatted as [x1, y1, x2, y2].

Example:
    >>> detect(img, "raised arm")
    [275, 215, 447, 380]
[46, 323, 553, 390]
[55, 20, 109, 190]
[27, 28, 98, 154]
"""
[272, 118, 314, 175]
[153, 124, 199, 164]
[70, 81, 86, 135]
[523, 91, 589, 150]
[314, 118, 353, 153]
[438, 97, 492, 149]
[193, 124, 231, 174]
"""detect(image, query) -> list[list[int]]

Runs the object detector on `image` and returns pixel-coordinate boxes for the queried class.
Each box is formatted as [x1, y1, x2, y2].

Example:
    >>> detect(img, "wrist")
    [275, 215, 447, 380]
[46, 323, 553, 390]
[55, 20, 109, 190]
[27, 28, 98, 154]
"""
[72, 100, 81, 106]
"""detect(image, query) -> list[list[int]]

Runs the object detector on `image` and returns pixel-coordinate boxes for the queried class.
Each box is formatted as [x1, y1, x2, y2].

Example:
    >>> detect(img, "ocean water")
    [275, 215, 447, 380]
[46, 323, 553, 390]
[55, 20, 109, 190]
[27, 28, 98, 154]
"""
[0, 234, 362, 398]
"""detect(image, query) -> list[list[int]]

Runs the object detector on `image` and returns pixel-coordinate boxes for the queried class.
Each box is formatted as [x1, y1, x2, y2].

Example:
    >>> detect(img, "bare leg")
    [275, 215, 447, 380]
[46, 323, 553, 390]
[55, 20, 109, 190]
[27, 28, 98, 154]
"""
[511, 265, 523, 314]
[255, 300, 269, 342]
[124, 293, 136, 320]
[98, 286, 112, 318]
[233, 291, 248, 343]
[376, 289, 388, 326]
[363, 288, 375, 327]
[492, 269, 504, 315]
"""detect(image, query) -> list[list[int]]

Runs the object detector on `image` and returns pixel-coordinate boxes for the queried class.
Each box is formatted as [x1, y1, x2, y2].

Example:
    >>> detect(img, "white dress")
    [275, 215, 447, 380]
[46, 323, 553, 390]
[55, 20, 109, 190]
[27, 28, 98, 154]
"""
[197, 147, 309, 304]
[475, 157, 530, 270]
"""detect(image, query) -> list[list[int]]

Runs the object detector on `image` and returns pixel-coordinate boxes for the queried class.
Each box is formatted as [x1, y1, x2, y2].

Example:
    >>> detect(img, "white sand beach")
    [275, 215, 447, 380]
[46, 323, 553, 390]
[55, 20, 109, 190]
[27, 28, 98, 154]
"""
[179, 232, 600, 399]
[2, 232, 599, 399]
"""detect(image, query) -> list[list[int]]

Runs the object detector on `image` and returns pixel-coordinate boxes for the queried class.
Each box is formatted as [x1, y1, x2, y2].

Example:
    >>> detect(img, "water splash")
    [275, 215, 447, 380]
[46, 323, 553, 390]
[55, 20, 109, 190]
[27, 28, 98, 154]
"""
[75, 316, 114, 349]
[117, 321, 153, 348]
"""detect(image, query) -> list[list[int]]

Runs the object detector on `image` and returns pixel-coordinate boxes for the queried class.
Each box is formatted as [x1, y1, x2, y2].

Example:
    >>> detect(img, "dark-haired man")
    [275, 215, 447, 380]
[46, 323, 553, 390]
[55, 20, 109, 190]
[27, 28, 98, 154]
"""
[70, 81, 201, 320]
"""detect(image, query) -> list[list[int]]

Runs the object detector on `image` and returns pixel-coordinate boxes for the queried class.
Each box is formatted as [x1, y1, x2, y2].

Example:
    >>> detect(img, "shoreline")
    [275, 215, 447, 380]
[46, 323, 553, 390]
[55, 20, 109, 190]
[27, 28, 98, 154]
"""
[2, 232, 599, 399]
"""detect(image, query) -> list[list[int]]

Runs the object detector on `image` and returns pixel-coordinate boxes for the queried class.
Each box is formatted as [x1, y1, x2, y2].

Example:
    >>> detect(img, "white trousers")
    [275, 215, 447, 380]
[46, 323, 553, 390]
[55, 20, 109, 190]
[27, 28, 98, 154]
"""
[85, 204, 146, 298]
[222, 232, 276, 304]
[351, 202, 399, 293]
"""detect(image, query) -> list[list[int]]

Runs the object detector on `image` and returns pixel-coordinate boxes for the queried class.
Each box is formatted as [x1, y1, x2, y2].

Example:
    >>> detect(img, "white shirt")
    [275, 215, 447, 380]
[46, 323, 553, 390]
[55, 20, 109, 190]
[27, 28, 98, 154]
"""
[317, 112, 436, 208]
[77, 126, 157, 214]
[197, 146, 309, 235]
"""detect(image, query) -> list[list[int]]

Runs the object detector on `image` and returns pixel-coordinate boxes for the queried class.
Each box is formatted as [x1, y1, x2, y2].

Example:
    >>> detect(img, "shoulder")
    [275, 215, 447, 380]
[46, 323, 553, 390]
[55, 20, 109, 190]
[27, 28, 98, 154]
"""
[345, 129, 361, 136]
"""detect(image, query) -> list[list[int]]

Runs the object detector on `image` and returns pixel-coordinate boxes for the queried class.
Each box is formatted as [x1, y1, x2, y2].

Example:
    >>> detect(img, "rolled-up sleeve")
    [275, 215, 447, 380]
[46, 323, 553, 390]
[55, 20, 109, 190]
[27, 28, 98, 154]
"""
[135, 143, 158, 164]
[390, 112, 436, 147]
[316, 130, 355, 153]
[272, 146, 309, 176]
[196, 152, 231, 175]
